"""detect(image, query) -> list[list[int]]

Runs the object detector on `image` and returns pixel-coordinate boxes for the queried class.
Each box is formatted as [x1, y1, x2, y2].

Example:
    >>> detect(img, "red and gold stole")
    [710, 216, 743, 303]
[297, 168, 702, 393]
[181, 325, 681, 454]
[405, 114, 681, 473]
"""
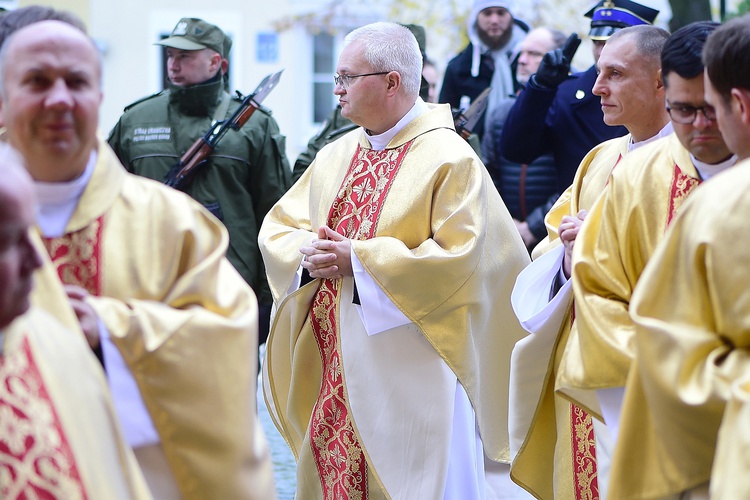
[667, 164, 700, 228]
[0, 338, 88, 500]
[43, 218, 104, 296]
[309, 141, 412, 499]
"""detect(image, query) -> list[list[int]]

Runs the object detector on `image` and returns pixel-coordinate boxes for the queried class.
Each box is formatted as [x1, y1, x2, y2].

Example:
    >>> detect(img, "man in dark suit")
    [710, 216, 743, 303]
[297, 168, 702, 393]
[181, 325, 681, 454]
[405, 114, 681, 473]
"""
[500, 0, 659, 198]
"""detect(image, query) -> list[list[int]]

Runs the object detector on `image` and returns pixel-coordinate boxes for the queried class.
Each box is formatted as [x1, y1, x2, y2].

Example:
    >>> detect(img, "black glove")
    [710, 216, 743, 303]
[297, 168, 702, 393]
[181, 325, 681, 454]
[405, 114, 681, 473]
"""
[531, 33, 581, 89]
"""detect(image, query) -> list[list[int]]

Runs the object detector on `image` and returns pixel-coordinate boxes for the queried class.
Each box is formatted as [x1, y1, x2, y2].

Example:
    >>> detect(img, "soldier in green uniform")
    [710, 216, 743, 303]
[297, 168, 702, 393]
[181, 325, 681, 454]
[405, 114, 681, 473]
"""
[108, 18, 290, 345]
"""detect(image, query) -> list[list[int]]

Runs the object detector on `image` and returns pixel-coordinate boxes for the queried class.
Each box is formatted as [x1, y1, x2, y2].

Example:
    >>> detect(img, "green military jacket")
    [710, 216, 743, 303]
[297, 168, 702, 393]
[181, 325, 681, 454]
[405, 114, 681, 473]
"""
[107, 76, 290, 305]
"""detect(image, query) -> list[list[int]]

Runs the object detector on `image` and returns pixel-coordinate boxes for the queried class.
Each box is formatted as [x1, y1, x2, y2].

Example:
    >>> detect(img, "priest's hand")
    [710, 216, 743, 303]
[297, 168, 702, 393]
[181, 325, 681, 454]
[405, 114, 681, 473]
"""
[64, 284, 101, 350]
[300, 226, 353, 279]
[559, 210, 587, 280]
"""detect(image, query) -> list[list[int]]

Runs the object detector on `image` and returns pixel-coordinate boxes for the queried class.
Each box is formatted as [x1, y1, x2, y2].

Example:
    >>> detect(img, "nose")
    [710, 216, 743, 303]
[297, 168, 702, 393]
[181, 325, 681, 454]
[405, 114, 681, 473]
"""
[168, 56, 180, 73]
[45, 78, 74, 109]
[693, 109, 713, 129]
[592, 74, 607, 97]
[334, 82, 345, 96]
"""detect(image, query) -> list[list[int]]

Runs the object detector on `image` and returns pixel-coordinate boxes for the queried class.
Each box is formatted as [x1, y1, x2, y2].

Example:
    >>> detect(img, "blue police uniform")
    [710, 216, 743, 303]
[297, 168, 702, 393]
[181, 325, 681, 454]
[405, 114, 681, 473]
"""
[500, 65, 626, 194]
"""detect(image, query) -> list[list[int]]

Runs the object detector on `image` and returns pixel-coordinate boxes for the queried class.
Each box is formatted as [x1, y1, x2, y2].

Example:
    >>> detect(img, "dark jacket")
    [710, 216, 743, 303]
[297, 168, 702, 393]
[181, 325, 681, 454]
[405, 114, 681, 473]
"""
[500, 64, 627, 194]
[483, 97, 557, 240]
[107, 76, 291, 305]
[439, 19, 529, 140]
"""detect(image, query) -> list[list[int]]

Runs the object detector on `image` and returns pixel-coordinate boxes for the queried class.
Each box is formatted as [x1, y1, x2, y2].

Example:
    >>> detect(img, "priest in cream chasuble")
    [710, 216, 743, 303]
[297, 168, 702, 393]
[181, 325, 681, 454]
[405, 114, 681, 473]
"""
[565, 24, 737, 498]
[509, 135, 629, 500]
[0, 155, 151, 500]
[509, 25, 673, 500]
[260, 22, 529, 500]
[629, 160, 750, 499]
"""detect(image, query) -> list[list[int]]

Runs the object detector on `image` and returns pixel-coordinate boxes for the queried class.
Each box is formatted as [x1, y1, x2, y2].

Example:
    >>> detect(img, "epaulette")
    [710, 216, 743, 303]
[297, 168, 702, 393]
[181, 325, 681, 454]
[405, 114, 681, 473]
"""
[123, 89, 168, 112]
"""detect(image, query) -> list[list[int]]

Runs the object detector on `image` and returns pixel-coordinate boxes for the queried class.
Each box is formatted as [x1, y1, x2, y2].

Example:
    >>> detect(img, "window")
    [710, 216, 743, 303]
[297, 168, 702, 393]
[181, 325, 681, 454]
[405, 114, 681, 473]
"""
[312, 32, 336, 123]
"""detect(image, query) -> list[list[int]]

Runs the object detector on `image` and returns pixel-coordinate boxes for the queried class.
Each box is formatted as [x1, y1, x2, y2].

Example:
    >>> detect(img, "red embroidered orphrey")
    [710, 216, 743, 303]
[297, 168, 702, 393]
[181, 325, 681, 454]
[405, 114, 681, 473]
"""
[43, 217, 104, 297]
[667, 164, 700, 228]
[309, 142, 412, 499]
[0, 338, 88, 500]
[568, 305, 601, 500]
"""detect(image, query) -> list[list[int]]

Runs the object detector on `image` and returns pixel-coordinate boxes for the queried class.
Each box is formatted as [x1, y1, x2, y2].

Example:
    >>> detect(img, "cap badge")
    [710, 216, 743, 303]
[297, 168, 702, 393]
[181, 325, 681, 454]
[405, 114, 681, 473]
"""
[173, 21, 188, 36]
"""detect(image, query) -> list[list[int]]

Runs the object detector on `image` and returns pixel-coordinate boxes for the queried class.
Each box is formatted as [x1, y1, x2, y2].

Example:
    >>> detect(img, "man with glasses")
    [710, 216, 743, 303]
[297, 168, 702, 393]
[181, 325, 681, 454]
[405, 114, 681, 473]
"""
[567, 21, 736, 499]
[627, 15, 750, 498]
[259, 21, 529, 499]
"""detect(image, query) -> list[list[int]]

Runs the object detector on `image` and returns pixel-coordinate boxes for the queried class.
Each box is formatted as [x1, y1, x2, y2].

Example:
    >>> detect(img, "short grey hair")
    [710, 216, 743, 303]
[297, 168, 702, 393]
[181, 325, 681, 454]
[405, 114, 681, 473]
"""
[343, 22, 422, 97]
[608, 25, 670, 72]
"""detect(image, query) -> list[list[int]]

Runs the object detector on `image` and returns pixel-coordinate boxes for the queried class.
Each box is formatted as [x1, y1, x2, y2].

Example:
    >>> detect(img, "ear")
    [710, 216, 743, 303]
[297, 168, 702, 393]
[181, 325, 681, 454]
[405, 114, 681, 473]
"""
[731, 87, 750, 126]
[655, 68, 665, 95]
[209, 52, 222, 73]
[384, 71, 401, 97]
[221, 58, 229, 75]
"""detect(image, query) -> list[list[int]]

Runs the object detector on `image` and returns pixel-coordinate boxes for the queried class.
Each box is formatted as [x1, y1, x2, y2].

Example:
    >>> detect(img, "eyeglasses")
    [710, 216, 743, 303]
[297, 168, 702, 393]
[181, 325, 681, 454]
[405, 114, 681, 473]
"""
[333, 71, 390, 89]
[666, 104, 717, 124]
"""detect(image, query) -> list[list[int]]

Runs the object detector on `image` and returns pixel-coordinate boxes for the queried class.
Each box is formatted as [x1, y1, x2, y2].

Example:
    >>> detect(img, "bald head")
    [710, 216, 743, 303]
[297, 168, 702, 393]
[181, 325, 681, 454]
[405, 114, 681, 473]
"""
[0, 143, 42, 329]
[0, 20, 103, 182]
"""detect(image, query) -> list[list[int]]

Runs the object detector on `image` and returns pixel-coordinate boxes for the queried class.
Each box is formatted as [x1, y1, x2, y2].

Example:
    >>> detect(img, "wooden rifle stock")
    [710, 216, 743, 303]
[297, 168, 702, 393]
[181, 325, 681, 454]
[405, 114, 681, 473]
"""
[163, 70, 282, 190]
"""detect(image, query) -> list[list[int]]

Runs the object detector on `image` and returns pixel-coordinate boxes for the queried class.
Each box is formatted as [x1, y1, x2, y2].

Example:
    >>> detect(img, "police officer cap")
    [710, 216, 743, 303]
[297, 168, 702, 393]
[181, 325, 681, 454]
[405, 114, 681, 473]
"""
[585, 0, 660, 41]
[156, 18, 227, 57]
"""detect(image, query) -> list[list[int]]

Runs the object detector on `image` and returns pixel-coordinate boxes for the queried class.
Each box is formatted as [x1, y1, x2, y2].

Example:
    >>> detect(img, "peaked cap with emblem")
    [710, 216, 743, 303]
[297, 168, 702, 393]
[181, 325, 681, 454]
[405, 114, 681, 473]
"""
[156, 17, 228, 57]
[585, 0, 659, 41]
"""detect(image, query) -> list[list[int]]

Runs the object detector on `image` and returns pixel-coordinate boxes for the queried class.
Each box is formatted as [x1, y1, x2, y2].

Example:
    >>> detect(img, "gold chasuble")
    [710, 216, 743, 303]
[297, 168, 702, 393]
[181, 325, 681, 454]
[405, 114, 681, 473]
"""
[511, 135, 630, 500]
[712, 376, 750, 500]
[629, 160, 750, 498]
[566, 134, 708, 499]
[1, 236, 151, 500]
[260, 104, 530, 499]
[39, 140, 275, 500]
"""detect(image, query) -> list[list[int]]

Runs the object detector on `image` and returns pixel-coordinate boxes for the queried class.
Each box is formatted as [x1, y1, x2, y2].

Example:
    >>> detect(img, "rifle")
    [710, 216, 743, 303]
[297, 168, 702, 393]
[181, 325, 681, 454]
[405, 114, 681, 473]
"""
[164, 69, 284, 190]
[453, 86, 491, 140]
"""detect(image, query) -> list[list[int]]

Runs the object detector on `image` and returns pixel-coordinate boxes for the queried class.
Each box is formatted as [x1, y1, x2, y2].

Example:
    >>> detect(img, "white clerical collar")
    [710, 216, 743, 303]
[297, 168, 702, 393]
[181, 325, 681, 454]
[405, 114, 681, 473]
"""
[692, 153, 738, 181]
[366, 98, 429, 151]
[35, 150, 98, 238]
[628, 122, 674, 152]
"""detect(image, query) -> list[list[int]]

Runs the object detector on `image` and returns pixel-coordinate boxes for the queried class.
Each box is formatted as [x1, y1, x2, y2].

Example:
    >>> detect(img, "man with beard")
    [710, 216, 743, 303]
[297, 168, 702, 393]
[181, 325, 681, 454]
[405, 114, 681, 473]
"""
[439, 0, 529, 140]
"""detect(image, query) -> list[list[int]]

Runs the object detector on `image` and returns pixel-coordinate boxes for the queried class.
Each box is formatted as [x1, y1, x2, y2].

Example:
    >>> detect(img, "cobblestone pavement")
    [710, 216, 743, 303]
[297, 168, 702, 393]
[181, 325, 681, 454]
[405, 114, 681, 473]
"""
[258, 347, 297, 499]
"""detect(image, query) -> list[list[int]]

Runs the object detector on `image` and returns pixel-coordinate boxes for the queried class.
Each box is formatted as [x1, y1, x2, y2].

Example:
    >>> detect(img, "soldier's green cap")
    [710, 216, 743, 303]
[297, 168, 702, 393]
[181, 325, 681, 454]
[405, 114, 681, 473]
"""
[402, 24, 426, 54]
[156, 18, 227, 57]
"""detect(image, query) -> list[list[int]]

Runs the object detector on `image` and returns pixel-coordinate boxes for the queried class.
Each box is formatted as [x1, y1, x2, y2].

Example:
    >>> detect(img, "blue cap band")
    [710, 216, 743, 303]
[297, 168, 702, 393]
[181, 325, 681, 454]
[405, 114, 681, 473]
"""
[592, 7, 649, 26]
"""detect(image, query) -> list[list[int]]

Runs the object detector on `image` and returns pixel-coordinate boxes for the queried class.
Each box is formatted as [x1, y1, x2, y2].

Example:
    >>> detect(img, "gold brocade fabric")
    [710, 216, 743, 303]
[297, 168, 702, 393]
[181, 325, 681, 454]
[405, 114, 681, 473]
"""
[565, 134, 701, 394]
[309, 143, 409, 498]
[628, 159, 750, 498]
[260, 104, 530, 497]
[40, 140, 275, 500]
[2, 285, 150, 500]
[1, 336, 88, 500]
[711, 377, 750, 499]
[512, 136, 630, 500]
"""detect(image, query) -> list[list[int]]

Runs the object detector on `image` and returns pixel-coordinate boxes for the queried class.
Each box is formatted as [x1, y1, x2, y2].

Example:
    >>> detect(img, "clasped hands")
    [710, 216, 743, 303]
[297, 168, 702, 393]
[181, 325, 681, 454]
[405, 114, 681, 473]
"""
[300, 226, 353, 279]
[559, 210, 587, 280]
